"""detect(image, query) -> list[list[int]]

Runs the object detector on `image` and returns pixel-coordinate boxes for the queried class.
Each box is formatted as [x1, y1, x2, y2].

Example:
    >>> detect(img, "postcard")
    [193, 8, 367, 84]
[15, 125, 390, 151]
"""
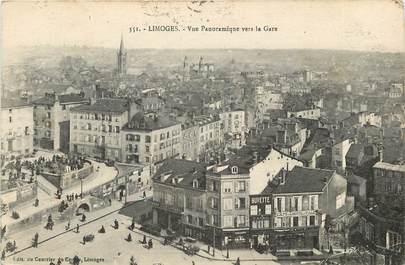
[1, 1, 405, 265]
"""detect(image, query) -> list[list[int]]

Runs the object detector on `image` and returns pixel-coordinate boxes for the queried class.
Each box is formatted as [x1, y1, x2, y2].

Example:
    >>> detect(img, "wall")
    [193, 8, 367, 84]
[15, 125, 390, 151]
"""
[249, 148, 303, 194]
[319, 173, 347, 218]
[0, 106, 33, 156]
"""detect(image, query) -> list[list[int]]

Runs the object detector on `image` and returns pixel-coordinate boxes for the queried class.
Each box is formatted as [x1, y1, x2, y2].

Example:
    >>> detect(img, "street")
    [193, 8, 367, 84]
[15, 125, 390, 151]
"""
[3, 196, 282, 265]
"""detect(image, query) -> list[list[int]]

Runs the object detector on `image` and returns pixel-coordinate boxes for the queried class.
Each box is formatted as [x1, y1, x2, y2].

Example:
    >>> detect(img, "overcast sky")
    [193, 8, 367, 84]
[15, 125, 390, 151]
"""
[2, 0, 405, 52]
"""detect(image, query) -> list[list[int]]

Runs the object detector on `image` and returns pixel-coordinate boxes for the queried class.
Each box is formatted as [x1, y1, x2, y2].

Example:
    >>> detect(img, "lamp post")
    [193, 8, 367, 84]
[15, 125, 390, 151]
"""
[80, 176, 83, 197]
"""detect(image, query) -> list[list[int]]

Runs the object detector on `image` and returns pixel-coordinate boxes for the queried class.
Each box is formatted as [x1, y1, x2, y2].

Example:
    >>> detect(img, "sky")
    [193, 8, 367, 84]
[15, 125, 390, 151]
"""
[2, 0, 405, 52]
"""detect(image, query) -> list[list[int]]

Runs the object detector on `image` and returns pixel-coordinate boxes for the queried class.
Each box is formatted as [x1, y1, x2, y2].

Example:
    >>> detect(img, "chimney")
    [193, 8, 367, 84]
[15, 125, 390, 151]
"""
[378, 147, 383, 162]
[280, 167, 286, 185]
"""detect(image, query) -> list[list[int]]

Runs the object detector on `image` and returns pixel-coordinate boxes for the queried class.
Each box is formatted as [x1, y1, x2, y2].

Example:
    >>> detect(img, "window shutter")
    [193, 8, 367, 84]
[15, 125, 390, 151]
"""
[314, 195, 318, 210]
[298, 196, 302, 211]
[281, 197, 285, 212]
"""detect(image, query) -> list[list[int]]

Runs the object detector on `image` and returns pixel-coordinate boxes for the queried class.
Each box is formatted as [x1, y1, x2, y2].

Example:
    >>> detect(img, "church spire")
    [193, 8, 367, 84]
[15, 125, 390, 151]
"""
[119, 33, 125, 53]
[117, 33, 127, 76]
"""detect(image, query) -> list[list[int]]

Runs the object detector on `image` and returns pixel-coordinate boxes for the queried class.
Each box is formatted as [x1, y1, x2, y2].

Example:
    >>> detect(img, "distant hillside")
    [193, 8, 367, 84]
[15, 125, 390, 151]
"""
[4, 46, 405, 81]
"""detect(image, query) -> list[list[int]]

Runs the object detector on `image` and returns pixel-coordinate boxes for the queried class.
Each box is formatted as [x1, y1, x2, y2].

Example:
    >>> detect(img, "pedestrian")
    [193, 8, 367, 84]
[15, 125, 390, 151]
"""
[148, 239, 153, 249]
[108, 198, 112, 206]
[75, 194, 78, 200]
[81, 214, 86, 222]
[66, 220, 70, 231]
[33, 233, 39, 248]
[13, 240, 16, 250]
[83, 236, 86, 245]
[129, 256, 137, 265]
[114, 219, 119, 229]
[208, 245, 210, 253]
[98, 225, 105, 233]
[142, 235, 147, 244]
[57, 258, 62, 265]
[143, 191, 146, 198]
[76, 224, 80, 233]
[34, 198, 39, 207]
[127, 233, 132, 242]
[1, 250, 5, 260]
[129, 218, 135, 230]
[235, 257, 240, 265]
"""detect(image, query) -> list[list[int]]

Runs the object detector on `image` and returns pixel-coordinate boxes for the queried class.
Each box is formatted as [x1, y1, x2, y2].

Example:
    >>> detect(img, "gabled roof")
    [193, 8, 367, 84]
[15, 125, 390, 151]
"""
[373, 161, 405, 173]
[153, 159, 207, 189]
[1, 98, 31, 109]
[32, 93, 87, 105]
[70, 98, 128, 114]
[345, 144, 364, 159]
[271, 166, 335, 194]
[124, 112, 180, 131]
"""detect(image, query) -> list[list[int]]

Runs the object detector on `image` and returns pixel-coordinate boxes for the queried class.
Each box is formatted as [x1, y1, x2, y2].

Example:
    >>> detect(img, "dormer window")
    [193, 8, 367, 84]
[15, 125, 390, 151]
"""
[231, 166, 238, 174]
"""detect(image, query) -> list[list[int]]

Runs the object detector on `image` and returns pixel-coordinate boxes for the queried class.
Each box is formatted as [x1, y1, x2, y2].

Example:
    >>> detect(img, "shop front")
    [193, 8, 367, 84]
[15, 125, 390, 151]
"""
[222, 229, 250, 249]
[271, 227, 320, 250]
[183, 223, 206, 241]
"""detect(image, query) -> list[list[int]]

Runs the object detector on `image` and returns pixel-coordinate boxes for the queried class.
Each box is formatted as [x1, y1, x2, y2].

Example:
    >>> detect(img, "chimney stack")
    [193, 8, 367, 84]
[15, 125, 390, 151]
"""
[378, 146, 383, 162]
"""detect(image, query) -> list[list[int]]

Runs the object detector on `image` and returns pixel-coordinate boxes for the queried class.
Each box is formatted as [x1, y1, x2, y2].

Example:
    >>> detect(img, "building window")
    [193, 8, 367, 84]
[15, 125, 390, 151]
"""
[198, 217, 204, 227]
[292, 217, 299, 227]
[276, 197, 283, 212]
[309, 215, 316, 226]
[210, 197, 218, 209]
[47, 112, 51, 119]
[336, 192, 346, 209]
[237, 215, 246, 227]
[231, 166, 238, 174]
[145, 136, 151, 143]
[236, 198, 246, 209]
[224, 216, 233, 227]
[211, 215, 218, 226]
[309, 195, 318, 210]
[250, 205, 258, 216]
[115, 126, 120, 133]
[223, 182, 232, 193]
[237, 181, 246, 192]
[223, 198, 233, 210]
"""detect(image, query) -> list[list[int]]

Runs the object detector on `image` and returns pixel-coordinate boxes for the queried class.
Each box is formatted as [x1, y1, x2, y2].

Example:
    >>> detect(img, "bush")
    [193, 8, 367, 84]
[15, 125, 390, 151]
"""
[11, 211, 19, 219]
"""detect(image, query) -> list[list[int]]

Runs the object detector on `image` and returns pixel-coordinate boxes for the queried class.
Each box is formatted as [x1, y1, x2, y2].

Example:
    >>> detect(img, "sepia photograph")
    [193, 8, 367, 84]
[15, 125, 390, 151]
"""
[1, 1, 405, 264]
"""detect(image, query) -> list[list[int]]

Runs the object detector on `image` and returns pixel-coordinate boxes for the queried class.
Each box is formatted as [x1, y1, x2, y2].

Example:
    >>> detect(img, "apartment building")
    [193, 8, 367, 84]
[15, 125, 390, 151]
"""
[0, 99, 33, 157]
[373, 161, 405, 202]
[32, 92, 88, 151]
[194, 115, 223, 162]
[69, 98, 140, 161]
[152, 160, 208, 240]
[181, 121, 200, 161]
[220, 108, 246, 149]
[267, 167, 347, 250]
[206, 162, 250, 249]
[122, 112, 182, 165]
